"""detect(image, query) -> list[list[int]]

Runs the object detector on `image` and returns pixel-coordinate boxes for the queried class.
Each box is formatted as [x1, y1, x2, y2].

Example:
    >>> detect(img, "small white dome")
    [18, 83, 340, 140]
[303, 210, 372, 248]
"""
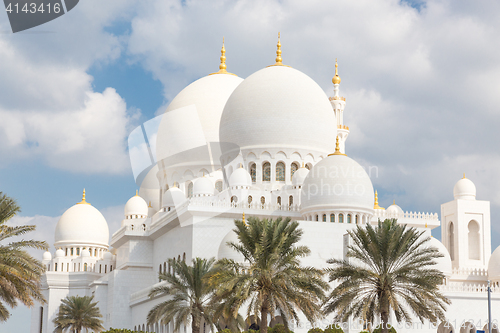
[229, 167, 252, 187]
[162, 187, 186, 208]
[103, 251, 112, 260]
[81, 249, 90, 257]
[43, 251, 52, 261]
[386, 202, 404, 218]
[54, 198, 109, 247]
[292, 167, 309, 186]
[193, 177, 214, 196]
[488, 246, 500, 280]
[220, 66, 337, 154]
[453, 176, 476, 200]
[124, 193, 148, 217]
[301, 154, 374, 214]
[218, 230, 245, 262]
[55, 249, 64, 258]
[426, 237, 452, 277]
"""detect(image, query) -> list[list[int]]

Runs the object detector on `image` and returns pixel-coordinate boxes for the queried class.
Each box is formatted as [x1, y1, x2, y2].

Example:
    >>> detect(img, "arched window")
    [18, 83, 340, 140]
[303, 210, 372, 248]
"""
[262, 162, 271, 182]
[260, 196, 266, 205]
[355, 215, 359, 224]
[94, 249, 97, 257]
[248, 195, 253, 204]
[231, 196, 238, 203]
[339, 214, 344, 223]
[323, 214, 327, 222]
[468, 220, 480, 260]
[249, 163, 256, 183]
[99, 265, 102, 273]
[65, 248, 68, 256]
[290, 162, 299, 180]
[289, 195, 293, 206]
[277, 196, 281, 205]
[84, 263, 87, 271]
[71, 248, 74, 256]
[276, 162, 285, 181]
[55, 263, 58, 271]
[305, 163, 311, 170]
[67, 263, 69, 272]
[215, 180, 223, 192]
[187, 182, 193, 198]
[142, 223, 146, 231]
[330, 214, 335, 223]
[347, 214, 352, 223]
[315, 215, 319, 221]
[76, 248, 80, 256]
[164, 262, 166, 274]
[449, 222, 455, 261]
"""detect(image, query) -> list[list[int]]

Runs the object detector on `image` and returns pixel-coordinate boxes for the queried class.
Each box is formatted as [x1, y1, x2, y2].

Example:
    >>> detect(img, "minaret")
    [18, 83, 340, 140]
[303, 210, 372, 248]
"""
[329, 59, 349, 154]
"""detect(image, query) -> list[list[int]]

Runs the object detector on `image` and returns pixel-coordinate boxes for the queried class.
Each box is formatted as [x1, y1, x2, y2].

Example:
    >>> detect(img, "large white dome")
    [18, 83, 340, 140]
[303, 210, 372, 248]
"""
[301, 154, 374, 214]
[453, 176, 476, 200]
[54, 201, 109, 248]
[488, 246, 500, 281]
[219, 66, 337, 153]
[426, 236, 452, 277]
[229, 167, 252, 187]
[156, 74, 243, 162]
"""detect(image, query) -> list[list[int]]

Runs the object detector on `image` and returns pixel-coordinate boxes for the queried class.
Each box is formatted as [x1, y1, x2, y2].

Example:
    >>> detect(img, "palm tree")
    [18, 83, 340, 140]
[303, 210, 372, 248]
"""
[147, 257, 218, 333]
[209, 216, 329, 333]
[52, 295, 104, 333]
[324, 219, 450, 333]
[0, 192, 48, 321]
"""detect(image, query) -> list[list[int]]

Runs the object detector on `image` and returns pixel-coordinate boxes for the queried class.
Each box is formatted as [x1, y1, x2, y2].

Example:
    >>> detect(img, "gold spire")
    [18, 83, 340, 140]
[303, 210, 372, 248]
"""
[328, 136, 346, 156]
[463, 173, 466, 179]
[393, 199, 396, 205]
[77, 189, 91, 205]
[374, 190, 385, 210]
[268, 32, 290, 67]
[332, 58, 341, 85]
[242, 212, 246, 225]
[135, 190, 139, 196]
[210, 37, 236, 76]
[148, 201, 152, 208]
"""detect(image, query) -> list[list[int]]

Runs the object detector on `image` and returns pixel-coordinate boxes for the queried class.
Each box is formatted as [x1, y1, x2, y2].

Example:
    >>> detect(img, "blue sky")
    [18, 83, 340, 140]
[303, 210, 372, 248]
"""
[1, 0, 500, 331]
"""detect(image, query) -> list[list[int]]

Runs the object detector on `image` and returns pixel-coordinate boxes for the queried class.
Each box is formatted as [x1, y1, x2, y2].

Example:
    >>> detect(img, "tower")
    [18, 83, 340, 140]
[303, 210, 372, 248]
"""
[441, 175, 491, 269]
[329, 59, 349, 154]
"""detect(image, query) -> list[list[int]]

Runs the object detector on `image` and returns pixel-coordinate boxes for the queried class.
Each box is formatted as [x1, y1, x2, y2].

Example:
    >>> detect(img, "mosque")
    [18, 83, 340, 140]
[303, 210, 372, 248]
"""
[31, 36, 500, 333]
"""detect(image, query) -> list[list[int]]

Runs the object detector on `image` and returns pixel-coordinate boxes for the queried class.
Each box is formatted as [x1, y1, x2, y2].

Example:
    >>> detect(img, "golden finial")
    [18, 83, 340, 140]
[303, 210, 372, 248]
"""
[77, 188, 91, 205]
[302, 162, 305, 168]
[239, 163, 243, 168]
[135, 190, 139, 196]
[393, 199, 396, 205]
[374, 190, 385, 210]
[148, 201, 152, 208]
[242, 212, 246, 225]
[210, 37, 236, 76]
[268, 32, 290, 67]
[463, 173, 466, 179]
[425, 222, 428, 228]
[328, 136, 346, 156]
[332, 58, 341, 85]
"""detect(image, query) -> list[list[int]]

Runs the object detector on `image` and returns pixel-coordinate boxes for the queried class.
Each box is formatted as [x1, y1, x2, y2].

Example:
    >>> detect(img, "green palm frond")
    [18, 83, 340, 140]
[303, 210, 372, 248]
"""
[209, 216, 329, 333]
[0, 192, 48, 321]
[324, 219, 450, 333]
[52, 295, 104, 332]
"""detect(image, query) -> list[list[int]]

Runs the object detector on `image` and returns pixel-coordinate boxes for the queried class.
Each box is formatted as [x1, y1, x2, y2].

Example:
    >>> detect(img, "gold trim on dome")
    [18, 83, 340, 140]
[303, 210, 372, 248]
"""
[328, 136, 346, 156]
[268, 32, 291, 67]
[374, 190, 385, 210]
[329, 96, 346, 101]
[332, 58, 341, 85]
[209, 37, 237, 76]
[77, 189, 91, 205]
[337, 125, 349, 130]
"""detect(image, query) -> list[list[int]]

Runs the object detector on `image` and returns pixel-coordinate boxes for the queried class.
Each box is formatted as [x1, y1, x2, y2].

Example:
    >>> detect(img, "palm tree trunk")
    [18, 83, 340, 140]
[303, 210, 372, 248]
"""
[192, 314, 201, 333]
[260, 304, 269, 333]
[381, 295, 389, 333]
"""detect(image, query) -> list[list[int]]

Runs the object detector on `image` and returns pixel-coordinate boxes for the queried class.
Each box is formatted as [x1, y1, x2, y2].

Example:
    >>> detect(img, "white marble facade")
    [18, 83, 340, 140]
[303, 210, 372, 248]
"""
[31, 46, 500, 333]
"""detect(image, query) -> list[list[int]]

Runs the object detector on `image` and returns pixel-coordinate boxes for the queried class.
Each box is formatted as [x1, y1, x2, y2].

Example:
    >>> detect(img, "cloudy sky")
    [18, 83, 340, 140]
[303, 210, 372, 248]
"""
[1, 0, 499, 331]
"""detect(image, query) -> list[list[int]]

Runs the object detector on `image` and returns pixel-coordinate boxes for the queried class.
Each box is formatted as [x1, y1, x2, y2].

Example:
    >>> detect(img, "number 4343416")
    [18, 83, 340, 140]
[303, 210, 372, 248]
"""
[6, 2, 61, 14]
